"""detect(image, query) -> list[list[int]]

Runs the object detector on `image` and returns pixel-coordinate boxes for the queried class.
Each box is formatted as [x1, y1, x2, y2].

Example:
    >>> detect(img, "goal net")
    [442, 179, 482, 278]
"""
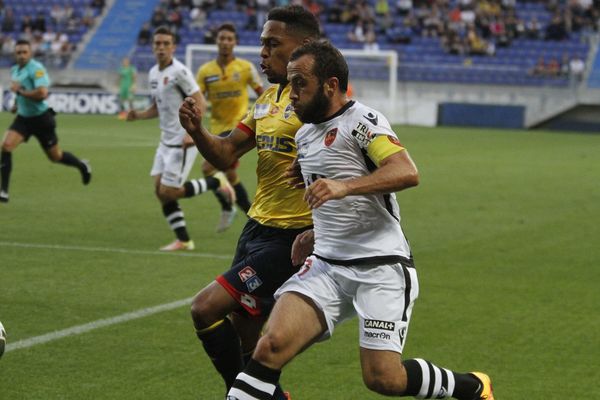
[185, 44, 399, 122]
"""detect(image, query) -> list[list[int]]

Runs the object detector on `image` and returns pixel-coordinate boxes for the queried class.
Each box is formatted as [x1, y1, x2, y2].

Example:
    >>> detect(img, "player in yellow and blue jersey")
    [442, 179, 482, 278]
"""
[179, 6, 319, 399]
[196, 23, 264, 232]
[1, 40, 91, 203]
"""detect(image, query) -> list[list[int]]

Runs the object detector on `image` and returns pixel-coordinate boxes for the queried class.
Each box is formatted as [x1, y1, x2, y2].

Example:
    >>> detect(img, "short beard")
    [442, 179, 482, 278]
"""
[296, 84, 331, 124]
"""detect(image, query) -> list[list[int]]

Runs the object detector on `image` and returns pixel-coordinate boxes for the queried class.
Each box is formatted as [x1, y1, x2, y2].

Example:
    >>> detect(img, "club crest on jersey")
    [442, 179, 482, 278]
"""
[364, 319, 395, 331]
[351, 121, 374, 147]
[324, 128, 338, 147]
[284, 103, 293, 119]
[246, 275, 263, 292]
[232, 72, 241, 81]
[270, 105, 280, 115]
[163, 76, 169, 85]
[238, 266, 256, 282]
[388, 135, 403, 147]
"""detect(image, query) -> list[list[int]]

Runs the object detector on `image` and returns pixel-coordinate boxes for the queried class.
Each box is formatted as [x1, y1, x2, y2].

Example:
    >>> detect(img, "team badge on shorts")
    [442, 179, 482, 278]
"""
[238, 266, 256, 282]
[246, 275, 263, 292]
[324, 128, 338, 147]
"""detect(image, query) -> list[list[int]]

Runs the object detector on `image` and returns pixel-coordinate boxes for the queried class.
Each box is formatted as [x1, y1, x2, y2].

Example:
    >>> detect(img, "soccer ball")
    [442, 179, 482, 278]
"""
[0, 321, 6, 358]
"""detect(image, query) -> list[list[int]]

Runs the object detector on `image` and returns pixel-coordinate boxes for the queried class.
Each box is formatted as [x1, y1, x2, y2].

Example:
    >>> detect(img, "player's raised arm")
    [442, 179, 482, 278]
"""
[179, 97, 255, 170]
[304, 145, 419, 209]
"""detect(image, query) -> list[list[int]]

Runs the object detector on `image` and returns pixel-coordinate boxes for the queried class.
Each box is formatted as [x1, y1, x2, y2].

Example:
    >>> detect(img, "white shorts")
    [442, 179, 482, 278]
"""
[150, 143, 198, 187]
[275, 255, 419, 354]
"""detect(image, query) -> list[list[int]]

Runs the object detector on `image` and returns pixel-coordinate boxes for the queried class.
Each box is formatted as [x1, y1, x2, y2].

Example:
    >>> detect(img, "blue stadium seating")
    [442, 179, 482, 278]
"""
[125, 0, 590, 87]
[0, 0, 101, 67]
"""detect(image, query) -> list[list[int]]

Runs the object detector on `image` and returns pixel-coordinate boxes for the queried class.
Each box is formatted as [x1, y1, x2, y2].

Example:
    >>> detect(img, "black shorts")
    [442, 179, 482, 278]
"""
[9, 109, 58, 150]
[216, 218, 312, 318]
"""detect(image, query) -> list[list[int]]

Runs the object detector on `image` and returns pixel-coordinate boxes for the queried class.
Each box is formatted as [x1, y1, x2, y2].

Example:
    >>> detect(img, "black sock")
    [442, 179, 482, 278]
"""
[241, 350, 287, 400]
[183, 176, 219, 197]
[229, 359, 281, 400]
[233, 182, 251, 213]
[213, 189, 234, 212]
[161, 201, 190, 242]
[0, 151, 12, 192]
[59, 151, 84, 169]
[196, 318, 244, 390]
[402, 359, 481, 399]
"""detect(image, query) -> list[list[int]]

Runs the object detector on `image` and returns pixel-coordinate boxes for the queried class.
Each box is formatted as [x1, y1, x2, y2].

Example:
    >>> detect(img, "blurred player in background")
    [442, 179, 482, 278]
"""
[195, 22, 264, 232]
[227, 41, 495, 400]
[179, 6, 319, 398]
[117, 57, 136, 120]
[1, 39, 91, 204]
[127, 26, 235, 251]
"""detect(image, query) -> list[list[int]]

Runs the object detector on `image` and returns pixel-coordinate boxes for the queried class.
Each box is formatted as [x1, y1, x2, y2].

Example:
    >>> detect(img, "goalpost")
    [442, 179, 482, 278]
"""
[185, 44, 399, 121]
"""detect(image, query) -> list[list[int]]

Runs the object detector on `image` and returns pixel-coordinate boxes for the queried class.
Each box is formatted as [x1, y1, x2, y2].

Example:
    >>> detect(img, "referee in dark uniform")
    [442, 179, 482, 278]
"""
[0, 39, 91, 203]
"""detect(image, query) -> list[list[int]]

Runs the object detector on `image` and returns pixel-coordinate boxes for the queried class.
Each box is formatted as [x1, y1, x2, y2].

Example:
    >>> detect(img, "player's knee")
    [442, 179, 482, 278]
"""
[201, 163, 215, 176]
[362, 367, 403, 396]
[190, 293, 221, 329]
[253, 330, 287, 363]
[1, 140, 15, 152]
[47, 152, 61, 162]
[157, 186, 179, 202]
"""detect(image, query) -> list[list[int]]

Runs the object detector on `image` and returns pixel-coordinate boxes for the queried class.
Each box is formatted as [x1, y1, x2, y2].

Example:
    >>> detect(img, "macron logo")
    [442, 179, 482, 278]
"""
[364, 319, 395, 331]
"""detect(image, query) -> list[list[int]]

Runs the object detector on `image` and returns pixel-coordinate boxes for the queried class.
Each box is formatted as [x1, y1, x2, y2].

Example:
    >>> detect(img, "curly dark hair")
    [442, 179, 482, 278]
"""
[267, 5, 320, 40]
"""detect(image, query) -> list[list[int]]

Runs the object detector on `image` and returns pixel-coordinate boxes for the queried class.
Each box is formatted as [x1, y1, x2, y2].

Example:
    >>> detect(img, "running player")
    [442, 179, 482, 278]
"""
[178, 6, 319, 399]
[196, 22, 264, 232]
[1, 39, 91, 203]
[127, 26, 235, 251]
[227, 41, 495, 400]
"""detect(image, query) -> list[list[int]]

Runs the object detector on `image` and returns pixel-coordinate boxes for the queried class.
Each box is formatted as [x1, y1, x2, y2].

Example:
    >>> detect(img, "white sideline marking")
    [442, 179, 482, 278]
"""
[5, 297, 194, 353]
[0, 241, 232, 260]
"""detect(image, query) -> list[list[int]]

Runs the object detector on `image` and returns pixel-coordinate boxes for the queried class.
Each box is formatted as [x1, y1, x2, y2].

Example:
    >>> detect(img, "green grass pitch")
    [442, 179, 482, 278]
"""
[0, 113, 599, 399]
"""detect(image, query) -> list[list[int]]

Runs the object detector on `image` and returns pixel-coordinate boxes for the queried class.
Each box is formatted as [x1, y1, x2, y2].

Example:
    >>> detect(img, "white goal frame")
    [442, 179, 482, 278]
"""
[185, 44, 398, 118]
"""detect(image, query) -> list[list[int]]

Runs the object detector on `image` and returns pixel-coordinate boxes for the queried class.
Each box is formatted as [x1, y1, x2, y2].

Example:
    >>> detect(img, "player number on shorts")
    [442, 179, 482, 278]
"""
[240, 294, 257, 309]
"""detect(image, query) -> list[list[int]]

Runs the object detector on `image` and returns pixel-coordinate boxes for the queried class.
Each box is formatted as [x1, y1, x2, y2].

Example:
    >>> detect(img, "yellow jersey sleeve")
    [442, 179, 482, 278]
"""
[239, 101, 257, 135]
[366, 134, 405, 166]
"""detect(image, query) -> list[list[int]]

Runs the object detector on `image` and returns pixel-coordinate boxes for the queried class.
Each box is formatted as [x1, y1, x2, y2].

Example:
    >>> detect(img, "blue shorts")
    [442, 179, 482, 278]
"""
[216, 218, 312, 318]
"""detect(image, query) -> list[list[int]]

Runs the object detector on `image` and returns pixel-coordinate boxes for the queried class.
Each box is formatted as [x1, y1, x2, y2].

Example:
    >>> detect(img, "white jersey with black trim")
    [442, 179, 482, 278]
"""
[296, 100, 411, 264]
[149, 58, 200, 146]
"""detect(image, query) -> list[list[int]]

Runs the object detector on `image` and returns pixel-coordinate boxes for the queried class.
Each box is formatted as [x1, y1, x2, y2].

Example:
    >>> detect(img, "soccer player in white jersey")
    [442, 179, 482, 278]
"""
[127, 26, 235, 251]
[226, 41, 495, 400]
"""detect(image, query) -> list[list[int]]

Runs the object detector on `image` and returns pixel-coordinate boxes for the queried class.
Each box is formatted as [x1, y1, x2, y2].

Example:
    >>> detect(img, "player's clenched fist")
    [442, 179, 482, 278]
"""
[304, 178, 349, 209]
[179, 97, 203, 133]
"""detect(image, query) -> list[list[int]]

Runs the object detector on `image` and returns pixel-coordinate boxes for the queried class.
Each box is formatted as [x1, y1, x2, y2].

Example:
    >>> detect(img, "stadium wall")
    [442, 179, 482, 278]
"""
[1, 67, 594, 129]
[438, 103, 525, 129]
[1, 88, 150, 114]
